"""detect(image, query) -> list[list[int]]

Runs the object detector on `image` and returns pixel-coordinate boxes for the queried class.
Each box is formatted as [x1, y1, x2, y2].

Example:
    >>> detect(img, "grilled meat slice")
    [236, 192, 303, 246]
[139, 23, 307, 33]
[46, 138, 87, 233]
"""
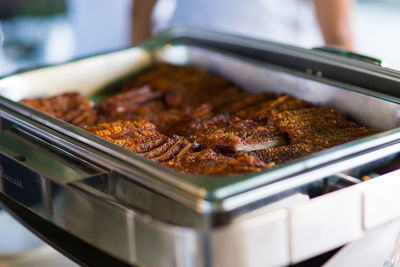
[141, 135, 181, 159]
[249, 144, 318, 165]
[163, 148, 266, 176]
[236, 95, 312, 121]
[269, 108, 354, 140]
[97, 85, 162, 120]
[216, 92, 277, 113]
[84, 120, 169, 154]
[97, 99, 166, 123]
[268, 107, 354, 129]
[20, 92, 97, 127]
[151, 136, 194, 163]
[268, 107, 375, 147]
[125, 64, 231, 108]
[128, 103, 214, 137]
[187, 115, 288, 152]
[296, 127, 375, 148]
[85, 120, 199, 161]
[206, 86, 249, 110]
[123, 64, 212, 92]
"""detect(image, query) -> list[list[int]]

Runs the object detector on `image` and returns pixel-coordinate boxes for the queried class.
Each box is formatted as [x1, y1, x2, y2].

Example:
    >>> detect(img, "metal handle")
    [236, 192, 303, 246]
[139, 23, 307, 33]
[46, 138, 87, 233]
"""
[0, 128, 109, 211]
[312, 46, 383, 66]
[0, 128, 106, 184]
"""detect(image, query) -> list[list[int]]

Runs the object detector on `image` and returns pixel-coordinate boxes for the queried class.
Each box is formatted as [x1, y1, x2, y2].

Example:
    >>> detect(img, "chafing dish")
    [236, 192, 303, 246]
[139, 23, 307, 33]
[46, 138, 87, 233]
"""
[1, 28, 400, 266]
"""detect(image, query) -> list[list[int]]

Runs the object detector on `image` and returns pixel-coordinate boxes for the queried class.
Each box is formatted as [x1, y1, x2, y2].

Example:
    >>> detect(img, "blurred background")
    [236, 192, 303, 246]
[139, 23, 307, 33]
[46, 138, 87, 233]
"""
[0, 0, 399, 77]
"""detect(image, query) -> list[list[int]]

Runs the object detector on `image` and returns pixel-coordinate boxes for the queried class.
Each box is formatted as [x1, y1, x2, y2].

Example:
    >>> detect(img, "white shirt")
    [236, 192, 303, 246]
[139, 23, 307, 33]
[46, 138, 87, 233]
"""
[153, 0, 323, 48]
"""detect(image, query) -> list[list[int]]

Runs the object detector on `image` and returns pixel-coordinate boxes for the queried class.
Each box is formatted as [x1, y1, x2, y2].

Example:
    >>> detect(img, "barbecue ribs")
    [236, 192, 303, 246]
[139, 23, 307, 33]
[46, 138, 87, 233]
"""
[20, 92, 97, 127]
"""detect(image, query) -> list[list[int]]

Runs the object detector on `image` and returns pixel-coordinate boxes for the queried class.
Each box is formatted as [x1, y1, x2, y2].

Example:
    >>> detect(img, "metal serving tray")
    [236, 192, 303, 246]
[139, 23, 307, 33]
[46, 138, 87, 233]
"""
[1, 28, 400, 266]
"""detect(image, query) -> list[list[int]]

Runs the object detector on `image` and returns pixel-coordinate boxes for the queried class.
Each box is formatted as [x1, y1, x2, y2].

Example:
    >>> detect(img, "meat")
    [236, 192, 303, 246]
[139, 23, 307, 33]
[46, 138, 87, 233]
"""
[85, 119, 264, 175]
[215, 92, 277, 113]
[150, 136, 193, 163]
[97, 85, 162, 121]
[186, 115, 288, 152]
[236, 95, 312, 121]
[205, 86, 249, 111]
[141, 135, 181, 159]
[295, 127, 374, 148]
[163, 148, 266, 176]
[95, 64, 221, 135]
[249, 144, 318, 165]
[125, 63, 232, 108]
[84, 120, 198, 162]
[20, 92, 97, 127]
[123, 64, 211, 92]
[20, 64, 378, 176]
[84, 120, 169, 154]
[127, 103, 214, 137]
[267, 107, 374, 148]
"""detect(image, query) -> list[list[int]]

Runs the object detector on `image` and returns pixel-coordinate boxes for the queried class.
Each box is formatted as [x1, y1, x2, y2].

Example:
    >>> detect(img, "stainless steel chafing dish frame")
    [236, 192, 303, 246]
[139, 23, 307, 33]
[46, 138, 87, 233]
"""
[1, 28, 400, 266]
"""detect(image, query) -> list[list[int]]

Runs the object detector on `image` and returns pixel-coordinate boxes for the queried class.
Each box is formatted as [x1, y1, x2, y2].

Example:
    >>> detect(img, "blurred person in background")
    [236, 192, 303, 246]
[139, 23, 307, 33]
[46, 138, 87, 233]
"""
[132, 0, 354, 50]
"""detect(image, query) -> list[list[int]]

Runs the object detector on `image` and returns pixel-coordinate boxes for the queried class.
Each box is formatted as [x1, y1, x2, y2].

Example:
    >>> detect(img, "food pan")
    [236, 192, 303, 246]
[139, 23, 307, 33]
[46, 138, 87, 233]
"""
[1, 29, 399, 206]
[1, 28, 400, 266]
